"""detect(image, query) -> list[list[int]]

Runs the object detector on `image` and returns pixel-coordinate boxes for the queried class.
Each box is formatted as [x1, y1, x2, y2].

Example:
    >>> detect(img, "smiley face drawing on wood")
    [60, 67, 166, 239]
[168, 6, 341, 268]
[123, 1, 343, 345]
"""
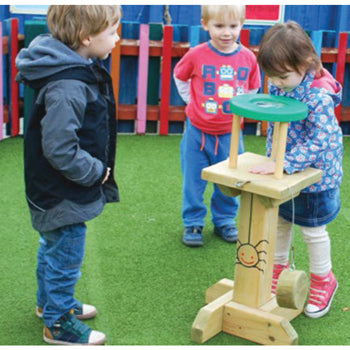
[236, 239, 268, 272]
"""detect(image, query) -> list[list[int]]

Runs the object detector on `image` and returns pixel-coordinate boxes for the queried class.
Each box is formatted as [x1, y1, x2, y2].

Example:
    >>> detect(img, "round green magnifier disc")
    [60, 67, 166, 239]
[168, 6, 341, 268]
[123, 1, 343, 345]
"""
[229, 94, 308, 122]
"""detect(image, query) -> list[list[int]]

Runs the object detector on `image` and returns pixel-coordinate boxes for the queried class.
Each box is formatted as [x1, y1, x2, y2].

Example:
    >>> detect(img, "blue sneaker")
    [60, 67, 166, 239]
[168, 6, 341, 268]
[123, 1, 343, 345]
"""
[182, 226, 203, 247]
[43, 310, 106, 345]
[214, 224, 237, 243]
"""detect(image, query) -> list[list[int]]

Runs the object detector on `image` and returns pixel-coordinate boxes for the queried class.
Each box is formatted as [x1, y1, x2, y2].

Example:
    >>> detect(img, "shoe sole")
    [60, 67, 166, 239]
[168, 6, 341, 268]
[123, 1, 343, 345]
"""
[43, 335, 106, 345]
[43, 329, 106, 345]
[304, 282, 338, 318]
[182, 239, 203, 247]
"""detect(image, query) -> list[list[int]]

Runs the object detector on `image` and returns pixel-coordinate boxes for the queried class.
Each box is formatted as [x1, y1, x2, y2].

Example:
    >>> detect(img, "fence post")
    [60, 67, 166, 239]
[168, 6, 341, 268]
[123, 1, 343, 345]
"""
[335, 32, 347, 122]
[240, 29, 249, 47]
[159, 25, 173, 136]
[0, 23, 2, 141]
[136, 24, 149, 134]
[110, 23, 121, 119]
[6, 18, 19, 137]
[189, 25, 200, 47]
[310, 30, 323, 57]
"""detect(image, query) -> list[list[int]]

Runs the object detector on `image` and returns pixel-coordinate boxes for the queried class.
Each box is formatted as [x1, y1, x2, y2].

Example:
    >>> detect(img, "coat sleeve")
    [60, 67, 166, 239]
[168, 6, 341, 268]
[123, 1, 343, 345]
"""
[41, 80, 105, 187]
[283, 93, 340, 174]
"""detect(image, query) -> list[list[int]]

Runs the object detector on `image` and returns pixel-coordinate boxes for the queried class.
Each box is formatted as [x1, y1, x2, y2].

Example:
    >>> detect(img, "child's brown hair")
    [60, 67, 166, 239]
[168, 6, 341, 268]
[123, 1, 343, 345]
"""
[47, 5, 122, 50]
[257, 21, 322, 77]
[201, 5, 245, 25]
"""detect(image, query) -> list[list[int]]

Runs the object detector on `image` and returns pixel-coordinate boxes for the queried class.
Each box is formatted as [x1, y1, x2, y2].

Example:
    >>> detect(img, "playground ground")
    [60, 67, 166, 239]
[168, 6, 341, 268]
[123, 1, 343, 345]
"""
[0, 134, 349, 345]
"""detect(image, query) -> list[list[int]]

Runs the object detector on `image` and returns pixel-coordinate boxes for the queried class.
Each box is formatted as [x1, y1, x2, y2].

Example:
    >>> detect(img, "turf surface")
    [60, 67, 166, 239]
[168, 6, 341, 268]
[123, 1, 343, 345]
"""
[0, 135, 349, 345]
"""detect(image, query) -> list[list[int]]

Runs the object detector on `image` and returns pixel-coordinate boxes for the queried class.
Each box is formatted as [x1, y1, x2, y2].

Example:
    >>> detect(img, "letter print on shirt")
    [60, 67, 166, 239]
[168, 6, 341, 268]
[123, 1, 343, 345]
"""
[201, 64, 250, 116]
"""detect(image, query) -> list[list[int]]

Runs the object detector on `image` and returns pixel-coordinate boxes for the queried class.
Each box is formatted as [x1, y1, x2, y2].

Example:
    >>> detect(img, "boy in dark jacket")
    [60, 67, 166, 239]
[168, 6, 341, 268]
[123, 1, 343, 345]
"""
[15, 5, 121, 345]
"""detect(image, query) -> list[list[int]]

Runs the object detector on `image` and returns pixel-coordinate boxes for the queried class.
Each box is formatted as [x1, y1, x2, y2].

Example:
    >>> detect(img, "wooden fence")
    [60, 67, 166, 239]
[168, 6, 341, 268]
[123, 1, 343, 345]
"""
[1, 18, 349, 140]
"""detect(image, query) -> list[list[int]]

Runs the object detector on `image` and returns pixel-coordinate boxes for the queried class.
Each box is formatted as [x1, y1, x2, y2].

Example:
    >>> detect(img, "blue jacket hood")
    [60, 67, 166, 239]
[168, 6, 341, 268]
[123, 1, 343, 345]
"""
[15, 34, 90, 82]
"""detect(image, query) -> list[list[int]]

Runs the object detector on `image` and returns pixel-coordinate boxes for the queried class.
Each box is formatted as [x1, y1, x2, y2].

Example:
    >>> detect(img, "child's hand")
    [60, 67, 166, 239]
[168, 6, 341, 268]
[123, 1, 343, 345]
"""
[248, 161, 276, 175]
[102, 167, 111, 184]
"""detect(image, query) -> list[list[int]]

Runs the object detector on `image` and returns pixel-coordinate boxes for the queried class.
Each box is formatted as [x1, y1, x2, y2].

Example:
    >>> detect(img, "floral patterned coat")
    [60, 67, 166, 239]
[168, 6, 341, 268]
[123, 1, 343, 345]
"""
[266, 69, 343, 192]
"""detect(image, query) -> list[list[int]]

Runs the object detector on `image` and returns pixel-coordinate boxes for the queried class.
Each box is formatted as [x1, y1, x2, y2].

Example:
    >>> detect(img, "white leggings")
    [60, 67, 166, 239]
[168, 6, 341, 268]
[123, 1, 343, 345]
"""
[274, 216, 332, 276]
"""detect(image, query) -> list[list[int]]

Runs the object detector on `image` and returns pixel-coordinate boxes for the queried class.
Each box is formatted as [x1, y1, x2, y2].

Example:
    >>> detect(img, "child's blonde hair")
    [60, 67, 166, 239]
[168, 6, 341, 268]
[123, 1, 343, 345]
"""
[47, 5, 122, 50]
[201, 5, 245, 25]
[257, 21, 322, 77]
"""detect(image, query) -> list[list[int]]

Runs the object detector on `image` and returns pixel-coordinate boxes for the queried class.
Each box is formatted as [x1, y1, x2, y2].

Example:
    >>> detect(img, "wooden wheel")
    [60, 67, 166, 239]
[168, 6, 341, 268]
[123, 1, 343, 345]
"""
[276, 269, 308, 310]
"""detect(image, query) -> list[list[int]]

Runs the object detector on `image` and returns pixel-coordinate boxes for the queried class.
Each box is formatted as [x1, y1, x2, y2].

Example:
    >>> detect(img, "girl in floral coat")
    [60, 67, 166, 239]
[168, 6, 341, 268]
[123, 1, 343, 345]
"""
[250, 21, 343, 319]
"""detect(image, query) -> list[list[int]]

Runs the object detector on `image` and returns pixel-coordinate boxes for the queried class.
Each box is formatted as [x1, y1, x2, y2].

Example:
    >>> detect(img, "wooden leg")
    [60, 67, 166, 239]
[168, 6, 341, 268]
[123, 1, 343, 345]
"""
[270, 121, 280, 160]
[191, 291, 233, 344]
[205, 279, 234, 304]
[273, 122, 289, 179]
[223, 301, 298, 345]
[228, 114, 241, 169]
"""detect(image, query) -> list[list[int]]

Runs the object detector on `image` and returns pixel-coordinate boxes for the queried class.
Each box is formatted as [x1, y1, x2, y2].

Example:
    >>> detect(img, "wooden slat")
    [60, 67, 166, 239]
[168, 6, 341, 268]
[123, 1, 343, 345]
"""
[120, 38, 189, 57]
[110, 24, 121, 118]
[118, 104, 185, 121]
[2, 34, 24, 55]
[240, 29, 249, 47]
[335, 32, 348, 122]
[136, 24, 149, 134]
[117, 104, 350, 125]
[121, 41, 350, 62]
[189, 25, 200, 47]
[310, 30, 323, 57]
[339, 106, 350, 121]
[159, 25, 173, 135]
[321, 47, 350, 63]
[0, 23, 2, 140]
[9, 18, 19, 136]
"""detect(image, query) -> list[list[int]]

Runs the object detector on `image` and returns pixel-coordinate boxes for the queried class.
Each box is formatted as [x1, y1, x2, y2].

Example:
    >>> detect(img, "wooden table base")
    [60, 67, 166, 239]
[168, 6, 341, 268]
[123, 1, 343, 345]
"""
[191, 153, 322, 345]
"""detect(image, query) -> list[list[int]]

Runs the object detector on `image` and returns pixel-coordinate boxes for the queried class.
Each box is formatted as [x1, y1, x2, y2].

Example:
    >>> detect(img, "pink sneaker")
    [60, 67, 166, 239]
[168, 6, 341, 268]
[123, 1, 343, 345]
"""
[304, 270, 338, 318]
[271, 263, 288, 294]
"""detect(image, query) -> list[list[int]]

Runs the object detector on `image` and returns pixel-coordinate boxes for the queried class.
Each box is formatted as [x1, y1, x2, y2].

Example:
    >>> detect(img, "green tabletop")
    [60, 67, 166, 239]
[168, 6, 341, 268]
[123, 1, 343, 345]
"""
[229, 94, 308, 122]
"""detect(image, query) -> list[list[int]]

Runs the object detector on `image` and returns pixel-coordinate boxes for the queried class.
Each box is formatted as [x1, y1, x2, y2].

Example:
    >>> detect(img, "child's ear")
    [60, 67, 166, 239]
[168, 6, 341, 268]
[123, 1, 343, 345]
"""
[201, 18, 209, 31]
[81, 38, 90, 48]
[304, 56, 316, 71]
[306, 56, 317, 67]
[80, 31, 91, 48]
[306, 57, 313, 64]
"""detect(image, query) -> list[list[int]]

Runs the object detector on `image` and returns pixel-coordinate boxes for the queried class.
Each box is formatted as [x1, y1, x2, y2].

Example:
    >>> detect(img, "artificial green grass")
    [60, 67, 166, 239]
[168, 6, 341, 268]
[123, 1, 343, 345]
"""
[0, 134, 350, 345]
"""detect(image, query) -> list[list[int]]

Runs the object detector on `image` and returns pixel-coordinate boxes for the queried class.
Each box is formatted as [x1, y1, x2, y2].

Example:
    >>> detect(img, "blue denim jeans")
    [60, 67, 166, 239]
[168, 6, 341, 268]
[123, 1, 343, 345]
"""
[279, 188, 340, 227]
[36, 223, 86, 327]
[180, 119, 244, 227]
